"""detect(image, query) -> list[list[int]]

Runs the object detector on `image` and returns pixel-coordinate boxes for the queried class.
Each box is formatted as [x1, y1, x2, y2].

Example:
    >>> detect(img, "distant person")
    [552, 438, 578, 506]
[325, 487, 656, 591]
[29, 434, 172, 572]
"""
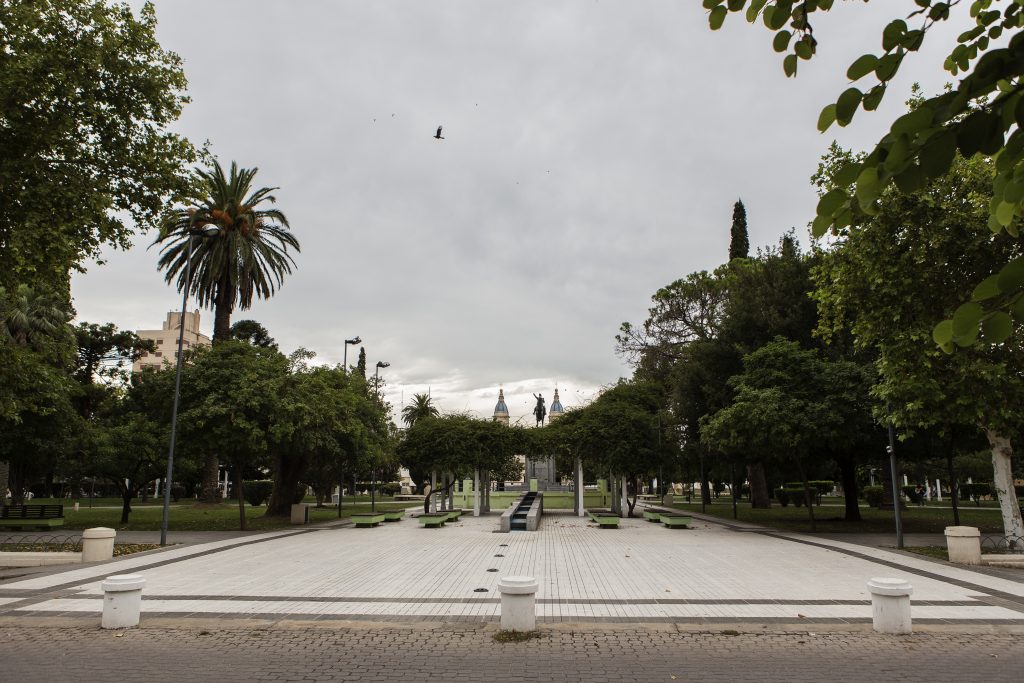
[422, 481, 432, 514]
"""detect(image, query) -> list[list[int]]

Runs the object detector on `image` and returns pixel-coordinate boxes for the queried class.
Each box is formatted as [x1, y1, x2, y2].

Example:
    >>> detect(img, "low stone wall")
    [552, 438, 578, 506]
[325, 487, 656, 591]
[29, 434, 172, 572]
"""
[0, 551, 82, 567]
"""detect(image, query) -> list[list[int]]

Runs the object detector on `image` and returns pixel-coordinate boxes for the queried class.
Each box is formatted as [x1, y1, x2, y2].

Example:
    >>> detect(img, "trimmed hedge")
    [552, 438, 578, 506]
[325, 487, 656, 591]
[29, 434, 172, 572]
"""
[243, 480, 274, 507]
[863, 486, 884, 508]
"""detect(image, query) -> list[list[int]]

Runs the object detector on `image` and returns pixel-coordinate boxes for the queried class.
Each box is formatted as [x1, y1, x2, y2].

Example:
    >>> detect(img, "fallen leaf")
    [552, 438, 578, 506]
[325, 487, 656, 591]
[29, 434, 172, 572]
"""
[797, 614, 806, 618]
[114, 633, 124, 638]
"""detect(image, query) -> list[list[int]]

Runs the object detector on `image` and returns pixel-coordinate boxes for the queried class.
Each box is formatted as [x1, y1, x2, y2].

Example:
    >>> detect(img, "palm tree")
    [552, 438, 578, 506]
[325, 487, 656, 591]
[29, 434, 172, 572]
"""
[0, 284, 71, 349]
[155, 160, 299, 342]
[402, 393, 439, 428]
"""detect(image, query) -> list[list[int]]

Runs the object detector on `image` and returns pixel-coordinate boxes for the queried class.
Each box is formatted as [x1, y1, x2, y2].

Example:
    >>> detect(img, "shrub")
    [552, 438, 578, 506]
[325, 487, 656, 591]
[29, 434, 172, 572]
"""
[958, 483, 993, 505]
[863, 486, 884, 508]
[379, 482, 401, 496]
[243, 480, 274, 507]
[774, 488, 790, 507]
[783, 480, 834, 504]
[170, 485, 186, 503]
[784, 488, 805, 507]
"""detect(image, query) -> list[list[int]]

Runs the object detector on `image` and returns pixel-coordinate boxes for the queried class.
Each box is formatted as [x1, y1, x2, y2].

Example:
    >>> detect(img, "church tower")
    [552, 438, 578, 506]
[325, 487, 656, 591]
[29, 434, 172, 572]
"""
[549, 387, 564, 422]
[493, 387, 510, 425]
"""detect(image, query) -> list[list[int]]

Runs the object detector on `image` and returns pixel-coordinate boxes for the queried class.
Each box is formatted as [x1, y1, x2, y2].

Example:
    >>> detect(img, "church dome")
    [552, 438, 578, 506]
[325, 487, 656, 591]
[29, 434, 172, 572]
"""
[550, 388, 564, 418]
[493, 388, 509, 419]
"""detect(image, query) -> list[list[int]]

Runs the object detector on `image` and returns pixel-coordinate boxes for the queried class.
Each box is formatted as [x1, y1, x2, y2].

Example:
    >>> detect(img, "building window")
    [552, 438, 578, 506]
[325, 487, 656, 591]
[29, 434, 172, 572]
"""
[156, 339, 163, 346]
[155, 351, 162, 357]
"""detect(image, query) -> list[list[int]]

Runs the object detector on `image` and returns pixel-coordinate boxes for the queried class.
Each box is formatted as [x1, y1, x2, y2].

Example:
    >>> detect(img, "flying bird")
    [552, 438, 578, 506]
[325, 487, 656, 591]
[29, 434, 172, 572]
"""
[434, 126, 445, 140]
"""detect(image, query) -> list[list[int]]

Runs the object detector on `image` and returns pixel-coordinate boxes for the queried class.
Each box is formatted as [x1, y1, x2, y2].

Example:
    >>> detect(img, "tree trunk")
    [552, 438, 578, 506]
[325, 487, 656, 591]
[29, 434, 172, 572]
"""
[796, 460, 817, 532]
[235, 469, 247, 531]
[984, 428, 1024, 546]
[626, 476, 638, 517]
[9, 461, 26, 506]
[701, 471, 711, 505]
[747, 462, 771, 509]
[837, 455, 861, 522]
[212, 280, 233, 343]
[120, 489, 132, 524]
[44, 471, 54, 499]
[198, 453, 221, 504]
[946, 450, 960, 527]
[266, 453, 305, 517]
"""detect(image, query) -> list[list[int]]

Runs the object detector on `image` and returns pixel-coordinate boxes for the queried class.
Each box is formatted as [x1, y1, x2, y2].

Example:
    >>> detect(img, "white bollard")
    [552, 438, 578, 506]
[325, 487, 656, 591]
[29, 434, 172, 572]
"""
[866, 577, 913, 634]
[497, 575, 539, 631]
[101, 574, 146, 629]
[945, 526, 982, 565]
[81, 527, 116, 563]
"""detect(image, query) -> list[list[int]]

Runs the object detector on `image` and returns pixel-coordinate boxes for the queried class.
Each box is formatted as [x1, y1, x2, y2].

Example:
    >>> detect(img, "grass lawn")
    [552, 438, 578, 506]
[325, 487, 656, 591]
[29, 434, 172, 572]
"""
[669, 498, 1006, 534]
[15, 497, 414, 532]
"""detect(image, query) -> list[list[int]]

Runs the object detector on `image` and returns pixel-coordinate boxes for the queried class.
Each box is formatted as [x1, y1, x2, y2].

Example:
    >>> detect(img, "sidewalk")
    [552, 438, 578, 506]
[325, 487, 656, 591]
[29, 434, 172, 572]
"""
[0, 511, 1021, 630]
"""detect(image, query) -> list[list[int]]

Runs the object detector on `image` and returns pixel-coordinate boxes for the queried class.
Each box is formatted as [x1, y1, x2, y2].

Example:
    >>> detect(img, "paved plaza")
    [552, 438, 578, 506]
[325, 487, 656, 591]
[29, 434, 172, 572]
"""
[1, 511, 1023, 626]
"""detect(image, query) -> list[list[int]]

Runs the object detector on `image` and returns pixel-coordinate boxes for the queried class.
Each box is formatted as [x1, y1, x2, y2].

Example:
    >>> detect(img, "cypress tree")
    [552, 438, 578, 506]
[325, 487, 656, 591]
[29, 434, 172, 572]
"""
[356, 346, 367, 379]
[729, 200, 750, 261]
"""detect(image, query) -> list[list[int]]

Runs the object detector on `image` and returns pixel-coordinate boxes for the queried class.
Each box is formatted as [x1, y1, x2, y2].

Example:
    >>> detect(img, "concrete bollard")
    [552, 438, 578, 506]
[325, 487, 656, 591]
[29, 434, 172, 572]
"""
[101, 574, 146, 629]
[497, 575, 539, 631]
[290, 503, 309, 525]
[945, 526, 982, 565]
[81, 527, 116, 563]
[866, 577, 913, 634]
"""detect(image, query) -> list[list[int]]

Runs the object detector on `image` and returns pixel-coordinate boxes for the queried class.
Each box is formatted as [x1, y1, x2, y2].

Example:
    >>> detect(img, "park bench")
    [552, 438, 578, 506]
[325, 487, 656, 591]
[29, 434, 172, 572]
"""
[383, 510, 405, 522]
[350, 513, 386, 528]
[642, 510, 663, 523]
[659, 513, 692, 529]
[586, 508, 620, 529]
[417, 513, 449, 528]
[0, 504, 64, 530]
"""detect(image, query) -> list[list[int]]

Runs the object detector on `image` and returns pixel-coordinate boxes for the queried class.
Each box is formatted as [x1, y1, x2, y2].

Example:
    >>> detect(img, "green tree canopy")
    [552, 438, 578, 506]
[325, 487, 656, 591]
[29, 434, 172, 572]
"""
[703, 0, 1024, 343]
[0, 1, 200, 293]
[729, 199, 750, 260]
[156, 160, 299, 342]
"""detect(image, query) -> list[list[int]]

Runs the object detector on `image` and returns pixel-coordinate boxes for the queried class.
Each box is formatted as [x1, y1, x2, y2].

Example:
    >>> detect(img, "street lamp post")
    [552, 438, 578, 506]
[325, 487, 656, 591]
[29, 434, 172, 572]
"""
[372, 361, 389, 512]
[160, 225, 220, 547]
[343, 336, 361, 373]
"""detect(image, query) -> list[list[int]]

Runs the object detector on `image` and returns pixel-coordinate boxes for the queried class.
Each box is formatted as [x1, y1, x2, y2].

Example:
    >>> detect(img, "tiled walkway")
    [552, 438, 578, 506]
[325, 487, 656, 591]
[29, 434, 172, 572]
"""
[1, 513, 1022, 626]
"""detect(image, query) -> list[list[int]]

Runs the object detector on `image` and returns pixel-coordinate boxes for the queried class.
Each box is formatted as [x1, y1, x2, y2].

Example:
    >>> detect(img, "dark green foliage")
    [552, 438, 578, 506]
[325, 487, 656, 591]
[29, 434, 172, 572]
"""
[863, 486, 885, 508]
[729, 200, 750, 260]
[0, 1, 199, 294]
[230, 320, 278, 349]
[356, 347, 367, 379]
[243, 480, 274, 507]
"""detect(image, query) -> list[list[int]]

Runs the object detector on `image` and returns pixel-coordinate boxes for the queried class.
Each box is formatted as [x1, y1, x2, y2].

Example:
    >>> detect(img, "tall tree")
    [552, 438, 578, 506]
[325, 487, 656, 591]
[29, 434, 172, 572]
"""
[229, 320, 278, 349]
[402, 393, 440, 428]
[356, 346, 367, 380]
[814, 151, 1024, 541]
[0, 1, 199, 295]
[728, 199, 750, 261]
[702, 1, 1024, 342]
[155, 160, 299, 343]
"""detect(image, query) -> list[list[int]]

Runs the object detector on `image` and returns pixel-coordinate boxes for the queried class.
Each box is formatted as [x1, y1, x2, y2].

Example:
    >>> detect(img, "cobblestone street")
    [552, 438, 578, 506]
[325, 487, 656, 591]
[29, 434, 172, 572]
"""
[2, 624, 1022, 682]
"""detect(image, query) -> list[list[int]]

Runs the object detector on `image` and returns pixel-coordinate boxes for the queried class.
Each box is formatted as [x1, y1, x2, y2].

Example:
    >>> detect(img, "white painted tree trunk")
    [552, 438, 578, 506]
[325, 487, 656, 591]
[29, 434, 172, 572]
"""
[985, 429, 1024, 546]
[430, 470, 437, 513]
[576, 458, 585, 517]
[473, 468, 481, 517]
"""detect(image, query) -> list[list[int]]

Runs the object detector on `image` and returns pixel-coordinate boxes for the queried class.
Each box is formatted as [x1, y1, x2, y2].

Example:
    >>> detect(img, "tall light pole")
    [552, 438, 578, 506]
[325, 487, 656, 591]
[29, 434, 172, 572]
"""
[343, 336, 361, 373]
[372, 361, 389, 512]
[160, 224, 220, 547]
[374, 361, 389, 398]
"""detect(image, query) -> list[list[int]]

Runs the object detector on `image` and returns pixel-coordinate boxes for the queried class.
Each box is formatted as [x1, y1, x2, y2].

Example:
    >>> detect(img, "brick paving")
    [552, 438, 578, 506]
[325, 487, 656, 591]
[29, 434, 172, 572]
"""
[1, 624, 1022, 682]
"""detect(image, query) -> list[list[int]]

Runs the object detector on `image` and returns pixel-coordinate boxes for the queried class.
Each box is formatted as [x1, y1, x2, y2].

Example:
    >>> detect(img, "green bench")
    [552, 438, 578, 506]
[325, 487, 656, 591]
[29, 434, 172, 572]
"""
[587, 508, 620, 529]
[659, 513, 692, 529]
[418, 513, 449, 528]
[383, 509, 405, 522]
[643, 510, 663, 523]
[0, 504, 64, 530]
[445, 509, 463, 522]
[350, 513, 386, 528]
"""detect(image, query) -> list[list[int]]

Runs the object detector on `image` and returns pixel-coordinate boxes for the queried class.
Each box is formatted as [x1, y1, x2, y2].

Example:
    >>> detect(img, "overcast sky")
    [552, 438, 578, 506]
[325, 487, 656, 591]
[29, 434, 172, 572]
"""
[71, 1, 966, 423]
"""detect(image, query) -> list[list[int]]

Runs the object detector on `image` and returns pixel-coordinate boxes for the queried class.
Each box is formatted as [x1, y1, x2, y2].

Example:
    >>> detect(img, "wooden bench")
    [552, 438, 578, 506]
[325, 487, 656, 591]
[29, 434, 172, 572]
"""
[586, 508, 620, 529]
[383, 510, 405, 522]
[659, 513, 692, 529]
[642, 510, 663, 523]
[0, 504, 64, 530]
[417, 513, 449, 528]
[350, 513, 386, 528]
